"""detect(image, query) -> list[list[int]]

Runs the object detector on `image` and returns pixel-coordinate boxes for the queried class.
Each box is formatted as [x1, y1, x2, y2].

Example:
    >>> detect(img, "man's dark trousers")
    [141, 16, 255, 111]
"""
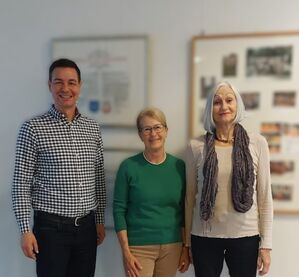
[33, 211, 97, 277]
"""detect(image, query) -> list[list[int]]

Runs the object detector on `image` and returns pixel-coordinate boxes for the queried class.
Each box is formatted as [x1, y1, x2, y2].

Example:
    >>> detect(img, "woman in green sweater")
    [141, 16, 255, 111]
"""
[113, 107, 190, 277]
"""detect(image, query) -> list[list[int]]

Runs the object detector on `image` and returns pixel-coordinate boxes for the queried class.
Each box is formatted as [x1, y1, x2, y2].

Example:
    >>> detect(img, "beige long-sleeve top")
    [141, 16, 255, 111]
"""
[185, 133, 273, 249]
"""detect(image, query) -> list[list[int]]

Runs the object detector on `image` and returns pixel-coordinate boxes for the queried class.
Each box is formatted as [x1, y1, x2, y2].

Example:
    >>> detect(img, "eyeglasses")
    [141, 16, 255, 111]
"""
[139, 124, 166, 135]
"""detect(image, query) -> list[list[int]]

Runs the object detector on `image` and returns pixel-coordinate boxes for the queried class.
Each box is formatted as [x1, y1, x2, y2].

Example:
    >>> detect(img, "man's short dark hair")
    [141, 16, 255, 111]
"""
[49, 58, 81, 82]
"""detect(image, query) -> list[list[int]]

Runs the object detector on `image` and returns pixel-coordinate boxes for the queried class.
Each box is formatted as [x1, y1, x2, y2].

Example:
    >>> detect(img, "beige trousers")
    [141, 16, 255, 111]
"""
[128, 242, 182, 277]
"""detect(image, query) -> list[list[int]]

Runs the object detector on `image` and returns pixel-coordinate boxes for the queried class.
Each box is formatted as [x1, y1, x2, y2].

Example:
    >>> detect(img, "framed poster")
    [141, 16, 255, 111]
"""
[104, 149, 138, 229]
[190, 31, 299, 214]
[52, 35, 148, 127]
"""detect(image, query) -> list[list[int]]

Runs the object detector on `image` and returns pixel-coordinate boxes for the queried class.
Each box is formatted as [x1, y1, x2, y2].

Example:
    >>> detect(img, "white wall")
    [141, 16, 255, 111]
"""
[1, 0, 299, 276]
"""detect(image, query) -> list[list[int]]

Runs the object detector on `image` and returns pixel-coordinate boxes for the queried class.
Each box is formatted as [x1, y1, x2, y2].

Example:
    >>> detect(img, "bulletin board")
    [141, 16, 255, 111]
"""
[190, 31, 299, 214]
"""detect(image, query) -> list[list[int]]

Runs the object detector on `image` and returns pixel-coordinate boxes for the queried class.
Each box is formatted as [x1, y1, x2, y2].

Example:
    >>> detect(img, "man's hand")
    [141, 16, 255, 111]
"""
[96, 224, 105, 245]
[21, 232, 39, 260]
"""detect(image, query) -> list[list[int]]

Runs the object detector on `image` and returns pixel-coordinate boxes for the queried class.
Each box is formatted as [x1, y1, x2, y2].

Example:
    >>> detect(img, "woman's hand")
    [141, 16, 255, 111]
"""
[123, 250, 142, 277]
[257, 248, 271, 275]
[178, 246, 191, 273]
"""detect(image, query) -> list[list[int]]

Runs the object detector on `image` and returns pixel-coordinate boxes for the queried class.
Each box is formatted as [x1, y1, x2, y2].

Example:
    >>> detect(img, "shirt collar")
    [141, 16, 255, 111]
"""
[49, 105, 81, 124]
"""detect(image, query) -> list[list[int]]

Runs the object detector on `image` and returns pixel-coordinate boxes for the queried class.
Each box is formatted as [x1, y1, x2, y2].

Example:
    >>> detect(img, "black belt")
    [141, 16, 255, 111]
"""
[34, 210, 94, 227]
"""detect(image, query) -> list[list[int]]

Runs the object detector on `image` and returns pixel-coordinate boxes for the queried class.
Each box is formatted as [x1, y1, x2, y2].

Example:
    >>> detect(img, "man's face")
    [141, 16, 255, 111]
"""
[48, 67, 81, 113]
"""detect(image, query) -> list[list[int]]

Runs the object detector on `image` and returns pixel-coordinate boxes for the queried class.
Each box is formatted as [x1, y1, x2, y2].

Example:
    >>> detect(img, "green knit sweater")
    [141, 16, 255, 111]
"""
[113, 153, 185, 246]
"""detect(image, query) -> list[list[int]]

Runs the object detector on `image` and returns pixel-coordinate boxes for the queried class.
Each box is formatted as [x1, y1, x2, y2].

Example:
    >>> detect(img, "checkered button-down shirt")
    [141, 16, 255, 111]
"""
[12, 105, 106, 233]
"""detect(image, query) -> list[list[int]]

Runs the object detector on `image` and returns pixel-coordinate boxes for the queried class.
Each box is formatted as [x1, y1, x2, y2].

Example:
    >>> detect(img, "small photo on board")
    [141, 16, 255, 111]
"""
[283, 123, 299, 137]
[261, 122, 282, 154]
[270, 161, 294, 175]
[261, 122, 282, 134]
[222, 53, 237, 77]
[268, 144, 281, 154]
[200, 76, 216, 99]
[262, 134, 281, 154]
[273, 91, 296, 107]
[240, 92, 260, 110]
[263, 134, 281, 145]
[272, 184, 293, 201]
[246, 46, 292, 78]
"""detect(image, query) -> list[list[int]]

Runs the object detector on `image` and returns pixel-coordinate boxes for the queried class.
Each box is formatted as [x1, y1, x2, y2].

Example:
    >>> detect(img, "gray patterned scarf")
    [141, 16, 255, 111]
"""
[200, 123, 255, 221]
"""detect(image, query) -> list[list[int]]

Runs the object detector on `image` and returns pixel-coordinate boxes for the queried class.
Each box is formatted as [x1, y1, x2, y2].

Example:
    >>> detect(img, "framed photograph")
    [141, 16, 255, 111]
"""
[273, 91, 296, 107]
[104, 149, 140, 229]
[190, 31, 299, 214]
[222, 53, 238, 77]
[246, 46, 292, 78]
[52, 35, 149, 127]
[240, 92, 260, 110]
[101, 127, 143, 152]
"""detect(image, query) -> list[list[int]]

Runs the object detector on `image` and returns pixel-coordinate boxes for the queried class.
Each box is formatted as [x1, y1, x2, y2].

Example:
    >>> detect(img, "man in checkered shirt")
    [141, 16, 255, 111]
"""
[12, 58, 106, 277]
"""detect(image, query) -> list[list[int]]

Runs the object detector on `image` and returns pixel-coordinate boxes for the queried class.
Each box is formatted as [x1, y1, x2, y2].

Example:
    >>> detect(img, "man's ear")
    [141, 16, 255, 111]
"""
[48, 80, 51, 91]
